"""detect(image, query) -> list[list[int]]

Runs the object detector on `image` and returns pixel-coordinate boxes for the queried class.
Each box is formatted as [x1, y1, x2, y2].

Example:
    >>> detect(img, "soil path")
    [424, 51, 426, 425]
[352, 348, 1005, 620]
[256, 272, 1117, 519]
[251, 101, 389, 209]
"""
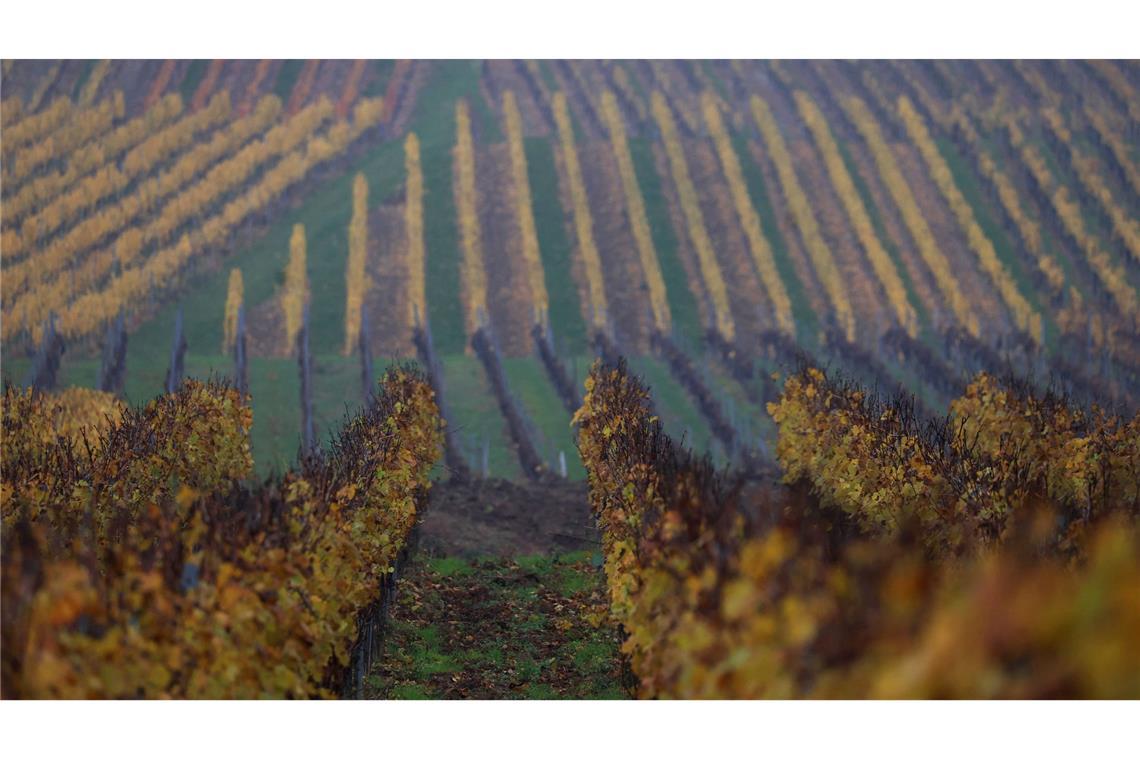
[363, 478, 628, 699]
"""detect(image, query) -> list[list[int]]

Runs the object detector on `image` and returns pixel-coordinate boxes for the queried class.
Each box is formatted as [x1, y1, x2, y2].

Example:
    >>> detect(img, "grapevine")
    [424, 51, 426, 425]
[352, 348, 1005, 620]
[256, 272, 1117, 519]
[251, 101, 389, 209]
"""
[222, 268, 243, 355]
[898, 96, 1042, 343]
[1, 369, 443, 698]
[795, 90, 918, 337]
[344, 173, 371, 354]
[503, 90, 550, 327]
[654, 91, 735, 341]
[282, 224, 309, 354]
[404, 132, 426, 330]
[750, 95, 854, 341]
[599, 89, 671, 334]
[843, 96, 979, 337]
[553, 91, 609, 332]
[702, 92, 796, 337]
[453, 99, 488, 336]
[1006, 118, 1138, 318]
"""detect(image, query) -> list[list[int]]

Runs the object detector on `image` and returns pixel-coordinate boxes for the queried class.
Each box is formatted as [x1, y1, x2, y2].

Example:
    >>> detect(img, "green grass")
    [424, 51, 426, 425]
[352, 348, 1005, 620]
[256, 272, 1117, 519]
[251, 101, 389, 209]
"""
[935, 136, 1057, 348]
[554, 565, 594, 596]
[116, 61, 500, 469]
[439, 354, 521, 480]
[388, 683, 432, 700]
[70, 60, 96, 100]
[422, 134, 466, 354]
[463, 643, 506, 668]
[699, 61, 732, 102]
[513, 654, 543, 684]
[273, 60, 304, 101]
[698, 349, 776, 448]
[533, 61, 560, 97]
[413, 650, 460, 679]
[569, 638, 613, 675]
[23, 60, 739, 481]
[517, 612, 548, 634]
[731, 135, 818, 341]
[835, 136, 931, 334]
[627, 137, 704, 344]
[1030, 133, 1140, 296]
[526, 138, 588, 354]
[429, 556, 475, 578]
[179, 60, 208, 103]
[3, 356, 91, 391]
[514, 554, 553, 574]
[523, 683, 559, 699]
[629, 355, 717, 460]
[362, 60, 396, 98]
[501, 356, 584, 479]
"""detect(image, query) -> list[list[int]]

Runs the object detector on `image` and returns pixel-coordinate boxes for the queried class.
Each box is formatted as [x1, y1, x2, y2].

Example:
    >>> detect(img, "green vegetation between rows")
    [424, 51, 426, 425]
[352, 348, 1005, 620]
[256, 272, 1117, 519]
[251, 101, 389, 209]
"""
[833, 136, 932, 337]
[628, 355, 720, 464]
[439, 354, 522, 481]
[525, 137, 588, 354]
[729, 135, 818, 342]
[25, 60, 890, 483]
[70, 60, 96, 100]
[934, 136, 1058, 350]
[179, 60, 208, 103]
[272, 60, 304, 101]
[626, 137, 703, 345]
[502, 356, 584, 479]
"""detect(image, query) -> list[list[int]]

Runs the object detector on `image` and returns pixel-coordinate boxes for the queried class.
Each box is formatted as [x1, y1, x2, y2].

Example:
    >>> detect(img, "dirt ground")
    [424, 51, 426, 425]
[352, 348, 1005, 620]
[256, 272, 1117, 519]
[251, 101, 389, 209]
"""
[417, 477, 597, 558]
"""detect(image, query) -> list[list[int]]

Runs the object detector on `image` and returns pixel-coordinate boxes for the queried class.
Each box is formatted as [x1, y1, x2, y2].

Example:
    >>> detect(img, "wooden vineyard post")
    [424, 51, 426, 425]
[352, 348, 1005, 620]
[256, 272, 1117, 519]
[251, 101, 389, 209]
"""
[164, 307, 187, 395]
[532, 323, 582, 415]
[359, 302, 374, 406]
[24, 313, 65, 392]
[413, 318, 470, 481]
[97, 310, 128, 396]
[297, 304, 315, 457]
[472, 326, 548, 480]
[233, 305, 249, 400]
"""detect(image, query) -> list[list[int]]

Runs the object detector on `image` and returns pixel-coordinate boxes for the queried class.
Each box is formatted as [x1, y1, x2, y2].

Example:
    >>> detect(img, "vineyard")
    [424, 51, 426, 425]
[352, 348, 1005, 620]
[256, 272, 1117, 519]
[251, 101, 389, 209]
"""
[2, 59, 1139, 699]
[576, 359, 1140, 698]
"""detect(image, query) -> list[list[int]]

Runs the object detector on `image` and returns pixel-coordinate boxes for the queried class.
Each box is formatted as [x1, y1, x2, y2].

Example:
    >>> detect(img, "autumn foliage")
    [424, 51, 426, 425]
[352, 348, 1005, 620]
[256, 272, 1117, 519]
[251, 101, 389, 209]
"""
[282, 223, 309, 354]
[553, 92, 609, 332]
[843, 95, 980, 337]
[599, 90, 671, 335]
[4, 92, 385, 345]
[404, 132, 426, 330]
[703, 92, 795, 338]
[502, 91, 549, 328]
[452, 100, 488, 336]
[1, 368, 444, 698]
[576, 359, 1140, 698]
[344, 173, 371, 355]
[222, 268, 244, 355]
[750, 95, 854, 342]
[654, 91, 735, 342]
